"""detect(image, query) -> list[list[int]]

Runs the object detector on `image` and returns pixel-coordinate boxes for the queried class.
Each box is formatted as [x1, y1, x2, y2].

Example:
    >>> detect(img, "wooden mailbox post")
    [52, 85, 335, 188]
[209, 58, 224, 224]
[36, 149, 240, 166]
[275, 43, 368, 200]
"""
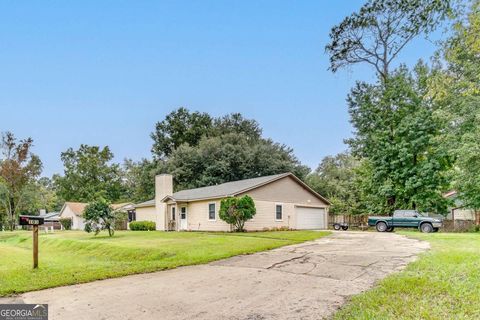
[19, 215, 44, 269]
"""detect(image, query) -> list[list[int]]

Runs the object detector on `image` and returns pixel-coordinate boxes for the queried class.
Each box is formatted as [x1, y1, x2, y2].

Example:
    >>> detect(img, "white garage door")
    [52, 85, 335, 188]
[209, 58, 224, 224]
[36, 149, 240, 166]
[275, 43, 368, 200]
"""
[296, 207, 326, 230]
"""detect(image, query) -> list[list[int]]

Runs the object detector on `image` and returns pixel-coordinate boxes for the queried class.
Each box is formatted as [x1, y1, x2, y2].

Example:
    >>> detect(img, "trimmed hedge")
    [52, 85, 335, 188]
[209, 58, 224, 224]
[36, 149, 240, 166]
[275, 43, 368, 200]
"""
[129, 221, 156, 231]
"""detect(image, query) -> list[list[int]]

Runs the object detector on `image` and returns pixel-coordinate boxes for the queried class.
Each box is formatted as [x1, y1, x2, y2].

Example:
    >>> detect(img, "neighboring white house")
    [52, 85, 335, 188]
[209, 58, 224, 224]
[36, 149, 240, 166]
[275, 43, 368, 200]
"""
[134, 173, 330, 232]
[59, 202, 87, 230]
[59, 202, 135, 230]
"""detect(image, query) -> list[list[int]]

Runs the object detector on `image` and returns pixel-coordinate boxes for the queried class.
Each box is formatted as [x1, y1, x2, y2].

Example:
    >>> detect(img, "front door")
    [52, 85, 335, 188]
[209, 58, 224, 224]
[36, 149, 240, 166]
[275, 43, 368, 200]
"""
[180, 206, 187, 230]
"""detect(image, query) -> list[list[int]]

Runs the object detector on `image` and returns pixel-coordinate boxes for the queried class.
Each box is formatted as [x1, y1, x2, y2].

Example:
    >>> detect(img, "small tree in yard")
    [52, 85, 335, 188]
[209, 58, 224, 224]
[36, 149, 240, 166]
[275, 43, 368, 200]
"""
[219, 195, 256, 232]
[83, 199, 116, 236]
[0, 132, 42, 230]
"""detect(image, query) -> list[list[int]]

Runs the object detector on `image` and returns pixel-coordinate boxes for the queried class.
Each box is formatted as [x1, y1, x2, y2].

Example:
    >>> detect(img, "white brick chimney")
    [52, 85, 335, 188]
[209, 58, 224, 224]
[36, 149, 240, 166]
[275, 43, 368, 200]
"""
[155, 174, 173, 230]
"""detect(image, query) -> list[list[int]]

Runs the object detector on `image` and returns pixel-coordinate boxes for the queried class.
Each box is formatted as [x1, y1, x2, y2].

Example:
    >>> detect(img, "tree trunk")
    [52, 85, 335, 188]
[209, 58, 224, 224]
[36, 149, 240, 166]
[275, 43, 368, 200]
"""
[235, 220, 245, 232]
[476, 210, 480, 226]
[412, 153, 418, 210]
[8, 196, 15, 231]
[387, 196, 396, 214]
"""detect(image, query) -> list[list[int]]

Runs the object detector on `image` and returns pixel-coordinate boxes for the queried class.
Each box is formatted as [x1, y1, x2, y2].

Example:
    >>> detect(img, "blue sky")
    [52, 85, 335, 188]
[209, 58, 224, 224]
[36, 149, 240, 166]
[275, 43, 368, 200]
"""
[0, 1, 442, 177]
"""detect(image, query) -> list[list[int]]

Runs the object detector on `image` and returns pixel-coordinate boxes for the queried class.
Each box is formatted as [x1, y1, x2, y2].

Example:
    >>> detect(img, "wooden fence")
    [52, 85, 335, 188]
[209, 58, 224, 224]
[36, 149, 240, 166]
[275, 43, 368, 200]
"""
[329, 214, 369, 227]
[442, 220, 477, 232]
[329, 214, 478, 232]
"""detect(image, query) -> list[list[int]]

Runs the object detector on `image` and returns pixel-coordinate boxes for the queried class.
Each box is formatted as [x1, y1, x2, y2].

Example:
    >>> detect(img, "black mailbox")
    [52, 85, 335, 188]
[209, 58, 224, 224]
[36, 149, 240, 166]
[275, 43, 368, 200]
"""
[19, 215, 44, 226]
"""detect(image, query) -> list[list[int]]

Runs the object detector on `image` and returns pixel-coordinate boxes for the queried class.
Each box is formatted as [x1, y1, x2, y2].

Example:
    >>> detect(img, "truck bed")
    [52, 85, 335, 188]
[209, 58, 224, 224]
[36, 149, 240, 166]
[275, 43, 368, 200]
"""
[367, 216, 391, 226]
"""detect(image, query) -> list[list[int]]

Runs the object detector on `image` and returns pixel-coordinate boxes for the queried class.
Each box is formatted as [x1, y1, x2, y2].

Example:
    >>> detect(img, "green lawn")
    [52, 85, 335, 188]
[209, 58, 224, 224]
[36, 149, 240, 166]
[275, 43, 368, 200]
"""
[334, 232, 480, 320]
[0, 230, 329, 296]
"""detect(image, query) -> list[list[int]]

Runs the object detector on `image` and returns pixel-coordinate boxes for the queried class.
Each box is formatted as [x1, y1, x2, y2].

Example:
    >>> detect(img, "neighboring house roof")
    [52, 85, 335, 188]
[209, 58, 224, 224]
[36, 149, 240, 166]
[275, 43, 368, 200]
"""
[39, 212, 61, 221]
[443, 190, 457, 198]
[137, 172, 330, 206]
[112, 203, 135, 211]
[136, 199, 155, 208]
[60, 201, 134, 217]
[61, 202, 87, 216]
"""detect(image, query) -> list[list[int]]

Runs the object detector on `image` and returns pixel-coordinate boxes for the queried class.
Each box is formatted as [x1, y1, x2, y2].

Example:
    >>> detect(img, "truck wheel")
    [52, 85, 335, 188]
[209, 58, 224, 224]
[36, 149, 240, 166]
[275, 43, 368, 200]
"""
[386, 227, 395, 232]
[376, 222, 387, 232]
[341, 225, 349, 231]
[333, 224, 341, 231]
[420, 223, 433, 233]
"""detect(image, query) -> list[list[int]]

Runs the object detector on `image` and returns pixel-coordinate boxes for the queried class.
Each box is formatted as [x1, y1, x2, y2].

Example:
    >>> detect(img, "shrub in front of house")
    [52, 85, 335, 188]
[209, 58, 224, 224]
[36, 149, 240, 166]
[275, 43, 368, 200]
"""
[114, 210, 128, 230]
[129, 221, 156, 231]
[261, 226, 292, 232]
[59, 218, 72, 230]
[219, 195, 256, 232]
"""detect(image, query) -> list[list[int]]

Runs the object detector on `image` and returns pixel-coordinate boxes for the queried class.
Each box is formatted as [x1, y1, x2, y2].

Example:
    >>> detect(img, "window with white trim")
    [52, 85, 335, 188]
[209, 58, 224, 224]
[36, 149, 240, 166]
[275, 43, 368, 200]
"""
[275, 204, 283, 220]
[208, 203, 216, 220]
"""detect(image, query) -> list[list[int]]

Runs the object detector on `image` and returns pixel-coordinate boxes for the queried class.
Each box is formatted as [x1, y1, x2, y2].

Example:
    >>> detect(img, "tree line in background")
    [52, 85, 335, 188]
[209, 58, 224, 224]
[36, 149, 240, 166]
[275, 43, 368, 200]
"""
[0, 109, 308, 229]
[2, 0, 480, 229]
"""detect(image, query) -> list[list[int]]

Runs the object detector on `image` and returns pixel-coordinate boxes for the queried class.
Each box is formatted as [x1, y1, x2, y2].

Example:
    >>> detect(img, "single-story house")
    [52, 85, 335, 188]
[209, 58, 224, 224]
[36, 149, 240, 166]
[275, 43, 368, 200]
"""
[59, 202, 135, 230]
[134, 173, 330, 231]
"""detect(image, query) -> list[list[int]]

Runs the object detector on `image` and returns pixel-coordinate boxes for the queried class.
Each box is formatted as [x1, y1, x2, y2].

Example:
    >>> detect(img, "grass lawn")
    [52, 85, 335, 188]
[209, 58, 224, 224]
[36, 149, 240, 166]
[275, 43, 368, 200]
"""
[334, 232, 480, 320]
[0, 230, 329, 296]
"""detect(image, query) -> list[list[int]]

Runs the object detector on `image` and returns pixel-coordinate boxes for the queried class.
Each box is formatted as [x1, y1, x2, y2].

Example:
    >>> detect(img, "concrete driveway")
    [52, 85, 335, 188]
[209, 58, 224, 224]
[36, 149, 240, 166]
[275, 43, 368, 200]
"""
[2, 232, 429, 320]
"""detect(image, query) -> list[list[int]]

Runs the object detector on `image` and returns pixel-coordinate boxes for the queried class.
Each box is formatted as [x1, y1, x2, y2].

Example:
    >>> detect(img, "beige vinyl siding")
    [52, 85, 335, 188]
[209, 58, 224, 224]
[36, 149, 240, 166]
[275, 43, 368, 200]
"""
[239, 176, 327, 206]
[184, 199, 296, 231]
[244, 201, 294, 230]
[135, 206, 157, 223]
[185, 200, 230, 231]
